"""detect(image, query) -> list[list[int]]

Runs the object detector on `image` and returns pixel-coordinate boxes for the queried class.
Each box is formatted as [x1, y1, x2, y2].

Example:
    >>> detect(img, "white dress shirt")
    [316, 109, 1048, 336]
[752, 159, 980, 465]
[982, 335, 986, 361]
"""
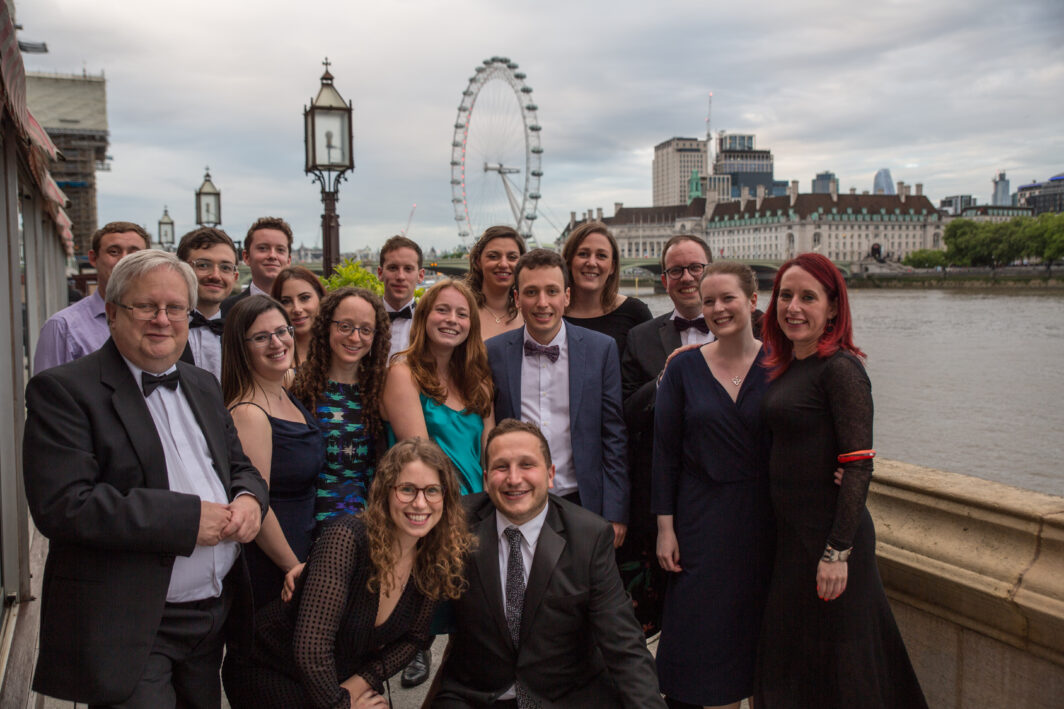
[248, 282, 268, 297]
[385, 298, 415, 362]
[519, 323, 576, 497]
[186, 309, 223, 381]
[670, 309, 716, 348]
[123, 357, 239, 602]
[495, 503, 549, 700]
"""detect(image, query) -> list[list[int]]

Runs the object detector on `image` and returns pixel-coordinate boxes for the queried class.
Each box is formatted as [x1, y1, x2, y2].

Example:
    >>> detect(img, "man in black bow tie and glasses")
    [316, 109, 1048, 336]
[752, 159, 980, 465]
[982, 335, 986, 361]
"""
[177, 227, 240, 380]
[23, 249, 267, 708]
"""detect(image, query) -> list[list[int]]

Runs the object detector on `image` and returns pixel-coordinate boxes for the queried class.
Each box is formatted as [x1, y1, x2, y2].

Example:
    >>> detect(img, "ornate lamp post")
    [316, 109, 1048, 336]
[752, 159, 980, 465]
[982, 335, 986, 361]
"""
[304, 58, 354, 275]
[195, 167, 222, 227]
[158, 206, 175, 250]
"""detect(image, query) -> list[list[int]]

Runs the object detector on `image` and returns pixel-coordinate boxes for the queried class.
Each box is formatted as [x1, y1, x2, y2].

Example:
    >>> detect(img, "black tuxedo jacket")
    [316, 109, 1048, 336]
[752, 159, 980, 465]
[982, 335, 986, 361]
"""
[433, 495, 664, 708]
[22, 339, 268, 704]
[219, 284, 252, 317]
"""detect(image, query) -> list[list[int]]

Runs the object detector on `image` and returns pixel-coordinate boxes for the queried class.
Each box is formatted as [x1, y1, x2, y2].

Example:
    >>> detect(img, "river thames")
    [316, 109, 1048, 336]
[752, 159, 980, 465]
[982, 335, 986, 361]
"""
[632, 287, 1064, 497]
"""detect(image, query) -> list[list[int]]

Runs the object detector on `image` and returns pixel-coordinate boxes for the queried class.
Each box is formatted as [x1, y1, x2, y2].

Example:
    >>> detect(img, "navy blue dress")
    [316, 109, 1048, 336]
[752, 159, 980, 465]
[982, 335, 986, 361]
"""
[651, 347, 775, 706]
[235, 394, 325, 611]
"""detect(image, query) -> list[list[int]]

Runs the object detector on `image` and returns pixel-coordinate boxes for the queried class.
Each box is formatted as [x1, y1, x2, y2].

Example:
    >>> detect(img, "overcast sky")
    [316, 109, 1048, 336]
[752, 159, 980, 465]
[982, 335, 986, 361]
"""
[19, 0, 1064, 254]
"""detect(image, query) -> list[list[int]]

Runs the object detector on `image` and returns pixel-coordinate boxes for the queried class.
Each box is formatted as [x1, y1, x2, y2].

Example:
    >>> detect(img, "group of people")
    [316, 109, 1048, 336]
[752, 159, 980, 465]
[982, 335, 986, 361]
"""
[22, 215, 927, 708]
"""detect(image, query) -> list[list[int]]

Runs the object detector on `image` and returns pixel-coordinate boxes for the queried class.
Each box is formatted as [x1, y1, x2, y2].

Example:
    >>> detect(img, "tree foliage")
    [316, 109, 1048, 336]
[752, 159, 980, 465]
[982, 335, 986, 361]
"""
[320, 258, 385, 294]
[902, 249, 948, 268]
[940, 214, 1064, 268]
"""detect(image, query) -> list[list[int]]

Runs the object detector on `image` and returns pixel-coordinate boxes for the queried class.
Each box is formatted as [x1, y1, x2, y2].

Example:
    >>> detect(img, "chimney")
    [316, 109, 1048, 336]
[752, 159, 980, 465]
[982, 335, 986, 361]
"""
[588, 208, 594, 222]
[570, 211, 576, 227]
[915, 183, 923, 196]
[849, 187, 857, 195]
[614, 202, 623, 215]
[897, 180, 904, 196]
[830, 180, 838, 203]
[788, 180, 799, 207]
[900, 183, 907, 203]
[756, 184, 765, 210]
[862, 190, 870, 195]
[740, 186, 750, 211]
[596, 207, 604, 221]
[704, 188, 718, 218]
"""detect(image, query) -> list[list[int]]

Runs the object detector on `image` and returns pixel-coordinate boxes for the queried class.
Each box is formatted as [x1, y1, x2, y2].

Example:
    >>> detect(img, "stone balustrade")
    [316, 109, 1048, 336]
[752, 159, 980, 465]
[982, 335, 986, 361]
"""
[869, 459, 1064, 708]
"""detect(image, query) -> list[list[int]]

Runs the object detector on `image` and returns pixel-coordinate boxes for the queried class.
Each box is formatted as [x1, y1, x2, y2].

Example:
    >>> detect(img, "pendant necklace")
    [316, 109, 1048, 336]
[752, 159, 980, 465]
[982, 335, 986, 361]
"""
[484, 305, 504, 324]
[730, 375, 744, 387]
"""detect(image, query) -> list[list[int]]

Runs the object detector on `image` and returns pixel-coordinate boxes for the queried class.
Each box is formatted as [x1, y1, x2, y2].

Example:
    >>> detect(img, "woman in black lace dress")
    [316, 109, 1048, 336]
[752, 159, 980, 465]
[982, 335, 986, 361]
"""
[754, 253, 927, 708]
[223, 438, 474, 709]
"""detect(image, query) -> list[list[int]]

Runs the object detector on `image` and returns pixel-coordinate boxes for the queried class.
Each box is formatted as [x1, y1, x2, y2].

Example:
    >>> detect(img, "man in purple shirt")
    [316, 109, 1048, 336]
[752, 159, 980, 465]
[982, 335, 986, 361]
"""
[32, 221, 150, 374]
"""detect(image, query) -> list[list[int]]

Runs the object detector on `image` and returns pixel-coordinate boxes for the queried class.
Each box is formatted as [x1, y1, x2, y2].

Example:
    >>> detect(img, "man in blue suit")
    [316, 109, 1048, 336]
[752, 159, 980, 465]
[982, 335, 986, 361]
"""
[485, 249, 629, 547]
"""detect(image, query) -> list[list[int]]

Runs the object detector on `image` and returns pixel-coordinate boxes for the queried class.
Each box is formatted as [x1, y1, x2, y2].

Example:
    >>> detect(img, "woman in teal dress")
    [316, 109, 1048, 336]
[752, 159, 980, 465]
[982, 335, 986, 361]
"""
[381, 279, 494, 494]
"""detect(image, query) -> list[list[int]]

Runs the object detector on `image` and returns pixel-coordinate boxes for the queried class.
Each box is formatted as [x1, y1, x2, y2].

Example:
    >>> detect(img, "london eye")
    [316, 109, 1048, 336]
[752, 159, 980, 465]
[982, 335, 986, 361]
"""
[450, 56, 542, 246]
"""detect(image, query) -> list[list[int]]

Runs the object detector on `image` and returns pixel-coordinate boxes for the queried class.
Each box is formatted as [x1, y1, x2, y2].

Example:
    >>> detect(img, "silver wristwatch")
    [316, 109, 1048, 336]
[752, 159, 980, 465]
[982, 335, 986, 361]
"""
[821, 545, 852, 562]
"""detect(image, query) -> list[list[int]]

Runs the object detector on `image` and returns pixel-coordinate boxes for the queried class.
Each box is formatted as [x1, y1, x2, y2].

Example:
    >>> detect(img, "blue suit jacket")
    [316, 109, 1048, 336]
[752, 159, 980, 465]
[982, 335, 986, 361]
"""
[486, 324, 629, 524]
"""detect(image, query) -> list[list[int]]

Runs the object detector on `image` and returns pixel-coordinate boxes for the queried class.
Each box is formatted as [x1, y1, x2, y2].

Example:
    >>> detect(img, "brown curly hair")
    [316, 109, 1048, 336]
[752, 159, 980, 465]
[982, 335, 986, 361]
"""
[362, 437, 475, 600]
[465, 226, 527, 319]
[291, 288, 391, 459]
[397, 279, 493, 418]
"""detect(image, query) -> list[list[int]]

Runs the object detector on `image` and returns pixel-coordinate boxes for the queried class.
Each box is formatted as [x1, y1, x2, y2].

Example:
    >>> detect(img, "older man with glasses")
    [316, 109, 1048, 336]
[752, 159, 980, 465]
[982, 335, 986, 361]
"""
[23, 249, 267, 708]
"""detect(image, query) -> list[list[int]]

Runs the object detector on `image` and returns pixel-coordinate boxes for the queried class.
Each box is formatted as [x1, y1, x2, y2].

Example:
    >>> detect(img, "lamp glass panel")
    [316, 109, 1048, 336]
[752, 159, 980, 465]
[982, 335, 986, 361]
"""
[313, 110, 349, 168]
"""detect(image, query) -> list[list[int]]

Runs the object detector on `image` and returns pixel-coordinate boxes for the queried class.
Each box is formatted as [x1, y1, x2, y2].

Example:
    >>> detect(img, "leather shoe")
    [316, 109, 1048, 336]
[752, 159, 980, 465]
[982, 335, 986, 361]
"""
[400, 648, 431, 687]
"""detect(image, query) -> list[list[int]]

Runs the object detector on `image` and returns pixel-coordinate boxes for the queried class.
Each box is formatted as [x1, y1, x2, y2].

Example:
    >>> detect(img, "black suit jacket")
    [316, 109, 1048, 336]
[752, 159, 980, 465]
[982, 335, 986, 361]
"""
[433, 495, 664, 708]
[219, 284, 252, 317]
[22, 339, 268, 704]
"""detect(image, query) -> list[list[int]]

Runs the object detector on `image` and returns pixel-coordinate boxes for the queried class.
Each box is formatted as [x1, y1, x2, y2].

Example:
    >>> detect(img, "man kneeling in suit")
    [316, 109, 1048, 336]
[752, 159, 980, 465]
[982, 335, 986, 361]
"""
[432, 419, 664, 708]
[23, 249, 267, 708]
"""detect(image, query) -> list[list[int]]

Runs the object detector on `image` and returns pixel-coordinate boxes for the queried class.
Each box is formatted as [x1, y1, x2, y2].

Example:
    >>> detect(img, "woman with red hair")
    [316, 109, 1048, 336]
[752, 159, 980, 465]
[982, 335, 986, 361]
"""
[755, 253, 926, 707]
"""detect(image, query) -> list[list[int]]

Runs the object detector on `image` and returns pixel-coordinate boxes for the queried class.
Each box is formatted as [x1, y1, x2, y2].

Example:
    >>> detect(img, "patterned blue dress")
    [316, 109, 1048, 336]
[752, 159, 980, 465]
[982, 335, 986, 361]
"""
[313, 380, 375, 527]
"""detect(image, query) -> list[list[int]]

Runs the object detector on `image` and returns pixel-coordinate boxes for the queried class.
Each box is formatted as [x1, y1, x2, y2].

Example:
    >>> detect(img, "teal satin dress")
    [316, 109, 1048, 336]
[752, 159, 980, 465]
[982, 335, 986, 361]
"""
[387, 392, 484, 495]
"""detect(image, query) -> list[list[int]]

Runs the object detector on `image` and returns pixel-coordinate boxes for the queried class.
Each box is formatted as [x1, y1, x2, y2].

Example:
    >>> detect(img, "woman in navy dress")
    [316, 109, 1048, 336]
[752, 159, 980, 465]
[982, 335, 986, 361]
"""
[653, 262, 774, 709]
[222, 296, 325, 610]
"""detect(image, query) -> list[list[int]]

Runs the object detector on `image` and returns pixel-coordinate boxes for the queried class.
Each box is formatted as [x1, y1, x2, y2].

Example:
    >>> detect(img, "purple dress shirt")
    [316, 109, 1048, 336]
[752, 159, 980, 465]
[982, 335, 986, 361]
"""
[33, 290, 111, 374]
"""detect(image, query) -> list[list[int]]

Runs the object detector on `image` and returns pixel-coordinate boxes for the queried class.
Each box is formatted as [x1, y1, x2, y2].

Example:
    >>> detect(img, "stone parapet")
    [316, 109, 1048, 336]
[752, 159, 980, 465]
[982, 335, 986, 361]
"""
[869, 460, 1064, 707]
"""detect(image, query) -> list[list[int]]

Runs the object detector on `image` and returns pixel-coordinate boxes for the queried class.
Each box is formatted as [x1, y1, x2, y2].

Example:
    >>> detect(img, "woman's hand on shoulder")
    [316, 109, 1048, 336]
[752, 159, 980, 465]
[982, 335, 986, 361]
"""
[658, 343, 701, 383]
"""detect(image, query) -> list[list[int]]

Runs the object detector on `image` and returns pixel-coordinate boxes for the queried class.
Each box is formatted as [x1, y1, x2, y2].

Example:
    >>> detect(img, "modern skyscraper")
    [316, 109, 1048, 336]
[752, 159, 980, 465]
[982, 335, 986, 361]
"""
[712, 132, 775, 199]
[812, 171, 839, 194]
[992, 171, 1011, 206]
[940, 195, 977, 215]
[873, 168, 896, 195]
[652, 137, 708, 206]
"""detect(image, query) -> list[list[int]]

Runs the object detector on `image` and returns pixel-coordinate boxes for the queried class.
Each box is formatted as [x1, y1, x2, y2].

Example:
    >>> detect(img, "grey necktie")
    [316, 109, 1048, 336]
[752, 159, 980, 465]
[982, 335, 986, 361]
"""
[504, 527, 537, 708]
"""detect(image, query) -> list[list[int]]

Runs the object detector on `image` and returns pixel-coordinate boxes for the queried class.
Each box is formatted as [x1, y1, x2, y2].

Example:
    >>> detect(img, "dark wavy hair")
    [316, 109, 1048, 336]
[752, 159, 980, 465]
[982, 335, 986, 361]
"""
[221, 295, 292, 405]
[761, 253, 864, 379]
[270, 265, 325, 302]
[465, 226, 527, 318]
[363, 437, 475, 600]
[290, 288, 390, 458]
[562, 220, 620, 312]
[397, 279, 493, 418]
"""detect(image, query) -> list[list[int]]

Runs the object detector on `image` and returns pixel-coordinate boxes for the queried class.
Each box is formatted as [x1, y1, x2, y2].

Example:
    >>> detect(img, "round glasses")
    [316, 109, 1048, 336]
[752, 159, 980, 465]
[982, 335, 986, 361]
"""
[191, 259, 237, 275]
[664, 262, 708, 280]
[392, 484, 445, 503]
[115, 302, 190, 322]
[331, 320, 376, 338]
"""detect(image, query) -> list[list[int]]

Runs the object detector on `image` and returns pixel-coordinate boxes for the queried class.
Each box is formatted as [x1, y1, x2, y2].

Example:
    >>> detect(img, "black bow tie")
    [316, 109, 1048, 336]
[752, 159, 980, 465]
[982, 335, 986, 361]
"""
[389, 306, 413, 322]
[189, 311, 225, 336]
[673, 316, 709, 334]
[142, 370, 180, 396]
[523, 340, 560, 363]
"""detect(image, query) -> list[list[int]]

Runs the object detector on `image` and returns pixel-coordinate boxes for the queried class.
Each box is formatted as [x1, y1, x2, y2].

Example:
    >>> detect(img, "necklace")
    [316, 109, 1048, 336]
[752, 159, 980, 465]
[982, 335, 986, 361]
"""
[730, 375, 744, 387]
[483, 305, 505, 324]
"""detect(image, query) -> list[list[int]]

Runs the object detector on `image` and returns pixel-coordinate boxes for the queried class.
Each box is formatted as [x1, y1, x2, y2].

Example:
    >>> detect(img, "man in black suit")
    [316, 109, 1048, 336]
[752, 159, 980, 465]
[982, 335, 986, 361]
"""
[23, 249, 267, 708]
[432, 419, 664, 709]
[220, 216, 293, 316]
[176, 226, 239, 380]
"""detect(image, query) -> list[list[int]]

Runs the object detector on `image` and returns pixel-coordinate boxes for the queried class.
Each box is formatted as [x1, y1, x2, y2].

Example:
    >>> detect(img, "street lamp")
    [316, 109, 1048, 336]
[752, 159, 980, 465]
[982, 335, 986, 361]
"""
[158, 206, 175, 250]
[195, 167, 222, 227]
[304, 58, 354, 275]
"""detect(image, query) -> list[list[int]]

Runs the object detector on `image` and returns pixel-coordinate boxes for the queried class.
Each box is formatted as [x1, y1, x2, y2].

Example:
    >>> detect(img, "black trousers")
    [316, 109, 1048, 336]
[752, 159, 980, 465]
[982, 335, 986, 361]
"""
[89, 585, 233, 709]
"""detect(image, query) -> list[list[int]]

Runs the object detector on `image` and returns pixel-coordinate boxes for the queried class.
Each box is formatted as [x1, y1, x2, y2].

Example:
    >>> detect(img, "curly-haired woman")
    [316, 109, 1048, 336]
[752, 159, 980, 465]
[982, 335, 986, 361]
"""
[222, 437, 476, 709]
[465, 225, 526, 340]
[291, 287, 390, 528]
[381, 279, 495, 496]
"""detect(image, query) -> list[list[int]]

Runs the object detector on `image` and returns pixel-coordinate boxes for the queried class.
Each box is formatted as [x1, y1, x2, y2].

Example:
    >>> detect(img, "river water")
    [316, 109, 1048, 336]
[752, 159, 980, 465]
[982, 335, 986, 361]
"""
[628, 287, 1064, 496]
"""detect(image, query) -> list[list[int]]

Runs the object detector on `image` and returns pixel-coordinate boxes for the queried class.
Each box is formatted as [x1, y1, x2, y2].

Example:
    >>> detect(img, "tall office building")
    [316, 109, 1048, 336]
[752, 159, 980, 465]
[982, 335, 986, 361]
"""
[992, 171, 1011, 206]
[652, 137, 708, 206]
[712, 132, 777, 199]
[873, 168, 896, 195]
[812, 171, 839, 194]
[940, 195, 977, 215]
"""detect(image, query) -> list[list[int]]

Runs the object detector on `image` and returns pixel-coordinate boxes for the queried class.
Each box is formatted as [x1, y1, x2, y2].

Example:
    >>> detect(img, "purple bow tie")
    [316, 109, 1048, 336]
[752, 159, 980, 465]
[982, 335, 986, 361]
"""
[523, 340, 560, 363]
[674, 316, 709, 334]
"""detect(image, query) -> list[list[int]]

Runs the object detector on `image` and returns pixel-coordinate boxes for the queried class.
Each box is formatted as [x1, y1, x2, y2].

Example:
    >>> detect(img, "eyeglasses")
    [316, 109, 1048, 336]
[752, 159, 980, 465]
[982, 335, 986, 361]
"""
[245, 325, 294, 347]
[392, 484, 445, 503]
[191, 259, 237, 275]
[115, 302, 190, 322]
[664, 262, 708, 280]
[331, 321, 375, 338]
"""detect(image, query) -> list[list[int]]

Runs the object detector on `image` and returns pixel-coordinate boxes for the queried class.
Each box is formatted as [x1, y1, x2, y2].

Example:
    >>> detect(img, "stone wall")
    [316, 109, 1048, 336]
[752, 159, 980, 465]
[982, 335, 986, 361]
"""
[869, 460, 1064, 708]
